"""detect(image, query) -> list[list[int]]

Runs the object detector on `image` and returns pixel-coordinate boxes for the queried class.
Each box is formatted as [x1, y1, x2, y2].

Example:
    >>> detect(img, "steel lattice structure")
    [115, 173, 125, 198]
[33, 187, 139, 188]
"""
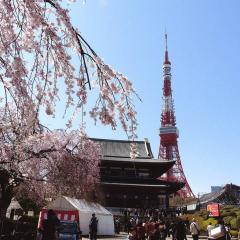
[158, 34, 195, 198]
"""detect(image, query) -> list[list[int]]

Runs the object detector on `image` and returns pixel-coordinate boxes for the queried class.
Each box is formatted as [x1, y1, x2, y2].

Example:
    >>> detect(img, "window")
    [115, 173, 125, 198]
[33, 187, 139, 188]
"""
[158, 195, 166, 205]
[138, 172, 149, 178]
[138, 169, 150, 178]
[124, 168, 136, 176]
[109, 167, 122, 176]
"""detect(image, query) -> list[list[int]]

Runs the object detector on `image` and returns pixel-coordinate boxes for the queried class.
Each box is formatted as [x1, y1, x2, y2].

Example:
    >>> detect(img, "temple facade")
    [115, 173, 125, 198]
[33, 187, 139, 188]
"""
[91, 138, 184, 209]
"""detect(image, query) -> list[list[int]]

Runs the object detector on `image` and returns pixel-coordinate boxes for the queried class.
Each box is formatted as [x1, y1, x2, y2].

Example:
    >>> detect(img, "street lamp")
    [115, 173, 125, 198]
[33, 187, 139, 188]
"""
[197, 193, 201, 211]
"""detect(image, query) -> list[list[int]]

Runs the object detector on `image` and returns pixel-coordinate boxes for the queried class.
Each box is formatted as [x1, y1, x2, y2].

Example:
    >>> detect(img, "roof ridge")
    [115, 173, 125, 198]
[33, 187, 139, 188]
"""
[89, 137, 146, 144]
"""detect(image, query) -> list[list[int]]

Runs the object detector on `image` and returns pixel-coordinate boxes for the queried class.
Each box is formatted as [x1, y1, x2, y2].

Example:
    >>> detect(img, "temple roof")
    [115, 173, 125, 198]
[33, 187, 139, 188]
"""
[91, 138, 176, 176]
[100, 181, 184, 194]
[101, 159, 175, 176]
[90, 138, 154, 159]
[199, 189, 226, 204]
[101, 175, 183, 186]
[199, 184, 240, 204]
[101, 157, 175, 163]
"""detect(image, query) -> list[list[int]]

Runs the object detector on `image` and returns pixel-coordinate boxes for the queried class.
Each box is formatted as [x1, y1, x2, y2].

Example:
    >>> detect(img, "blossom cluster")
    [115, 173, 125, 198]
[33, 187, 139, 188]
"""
[0, 106, 100, 204]
[0, 0, 138, 139]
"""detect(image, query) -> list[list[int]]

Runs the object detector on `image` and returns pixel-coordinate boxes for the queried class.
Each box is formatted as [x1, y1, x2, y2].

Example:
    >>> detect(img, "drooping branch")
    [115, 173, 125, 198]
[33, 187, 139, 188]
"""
[0, 0, 139, 207]
[0, 0, 138, 136]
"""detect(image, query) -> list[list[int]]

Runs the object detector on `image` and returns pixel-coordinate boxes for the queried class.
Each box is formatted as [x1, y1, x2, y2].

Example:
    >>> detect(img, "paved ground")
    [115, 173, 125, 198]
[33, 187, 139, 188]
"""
[82, 233, 128, 240]
[82, 233, 238, 240]
[82, 233, 208, 240]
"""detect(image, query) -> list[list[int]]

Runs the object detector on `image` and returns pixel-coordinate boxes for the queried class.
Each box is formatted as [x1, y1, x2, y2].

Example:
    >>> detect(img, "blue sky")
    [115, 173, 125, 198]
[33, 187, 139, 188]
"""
[43, 0, 240, 195]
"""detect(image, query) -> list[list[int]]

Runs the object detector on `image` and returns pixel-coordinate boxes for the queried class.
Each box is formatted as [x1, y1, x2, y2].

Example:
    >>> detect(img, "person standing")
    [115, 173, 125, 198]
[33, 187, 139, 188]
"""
[207, 222, 214, 239]
[174, 220, 187, 240]
[224, 224, 231, 240]
[114, 217, 120, 234]
[167, 220, 175, 240]
[41, 209, 60, 240]
[149, 223, 160, 240]
[135, 221, 145, 240]
[89, 213, 98, 240]
[190, 218, 200, 240]
[159, 221, 167, 240]
[215, 219, 226, 240]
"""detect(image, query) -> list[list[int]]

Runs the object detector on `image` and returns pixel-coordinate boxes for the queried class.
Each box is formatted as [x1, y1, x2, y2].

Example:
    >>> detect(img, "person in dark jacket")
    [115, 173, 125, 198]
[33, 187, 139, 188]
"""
[41, 209, 60, 240]
[174, 220, 187, 240]
[149, 223, 160, 240]
[114, 217, 121, 234]
[89, 213, 98, 240]
[135, 221, 145, 240]
[159, 221, 167, 240]
[168, 220, 175, 240]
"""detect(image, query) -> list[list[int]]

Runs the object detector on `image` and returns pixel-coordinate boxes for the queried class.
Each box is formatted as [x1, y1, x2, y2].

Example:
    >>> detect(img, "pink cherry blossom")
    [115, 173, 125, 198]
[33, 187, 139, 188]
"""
[0, 0, 139, 209]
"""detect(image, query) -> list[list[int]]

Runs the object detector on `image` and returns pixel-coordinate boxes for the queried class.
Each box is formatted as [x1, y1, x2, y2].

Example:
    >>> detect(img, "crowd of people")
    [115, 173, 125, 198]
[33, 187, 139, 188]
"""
[113, 209, 239, 240]
[114, 208, 189, 240]
[37, 208, 240, 240]
[126, 219, 188, 240]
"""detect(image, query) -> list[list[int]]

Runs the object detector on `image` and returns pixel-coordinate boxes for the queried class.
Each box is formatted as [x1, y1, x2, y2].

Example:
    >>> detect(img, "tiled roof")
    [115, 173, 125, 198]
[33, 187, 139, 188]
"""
[199, 183, 240, 204]
[90, 138, 154, 159]
[101, 156, 174, 163]
[200, 188, 226, 204]
[101, 181, 184, 193]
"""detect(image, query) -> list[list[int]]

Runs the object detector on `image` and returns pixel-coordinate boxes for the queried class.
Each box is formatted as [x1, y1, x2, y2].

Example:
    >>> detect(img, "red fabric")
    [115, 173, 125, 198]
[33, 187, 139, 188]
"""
[38, 209, 79, 229]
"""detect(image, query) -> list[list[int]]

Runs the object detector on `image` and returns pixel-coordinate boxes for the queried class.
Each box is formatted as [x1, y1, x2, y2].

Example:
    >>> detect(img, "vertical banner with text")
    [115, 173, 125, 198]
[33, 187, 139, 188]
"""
[207, 203, 220, 217]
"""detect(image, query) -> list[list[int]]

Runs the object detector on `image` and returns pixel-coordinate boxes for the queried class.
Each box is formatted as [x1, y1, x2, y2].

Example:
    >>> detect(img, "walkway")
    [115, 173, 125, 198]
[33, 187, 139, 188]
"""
[82, 233, 238, 240]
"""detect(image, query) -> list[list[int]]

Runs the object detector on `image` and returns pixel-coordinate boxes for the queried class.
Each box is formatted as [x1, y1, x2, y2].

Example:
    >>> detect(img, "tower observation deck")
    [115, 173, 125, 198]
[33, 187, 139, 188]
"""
[158, 34, 194, 198]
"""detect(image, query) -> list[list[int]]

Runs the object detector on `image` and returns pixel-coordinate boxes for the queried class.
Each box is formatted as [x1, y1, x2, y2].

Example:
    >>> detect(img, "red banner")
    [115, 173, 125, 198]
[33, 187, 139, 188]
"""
[37, 209, 79, 229]
[207, 203, 220, 217]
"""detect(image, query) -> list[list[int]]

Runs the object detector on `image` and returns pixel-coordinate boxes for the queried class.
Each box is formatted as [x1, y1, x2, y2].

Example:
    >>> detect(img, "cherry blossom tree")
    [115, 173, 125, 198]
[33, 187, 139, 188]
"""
[0, 105, 101, 211]
[16, 130, 101, 206]
[0, 0, 138, 214]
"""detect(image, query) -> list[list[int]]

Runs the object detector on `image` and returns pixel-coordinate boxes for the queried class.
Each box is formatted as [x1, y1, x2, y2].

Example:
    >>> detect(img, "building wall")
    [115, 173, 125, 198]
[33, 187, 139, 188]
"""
[101, 189, 167, 209]
[211, 186, 222, 192]
[99, 164, 169, 209]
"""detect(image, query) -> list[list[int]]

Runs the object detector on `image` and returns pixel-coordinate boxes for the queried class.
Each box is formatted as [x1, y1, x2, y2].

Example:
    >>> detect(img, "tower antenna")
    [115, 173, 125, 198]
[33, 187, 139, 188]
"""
[165, 30, 168, 51]
[164, 31, 170, 64]
[158, 34, 195, 198]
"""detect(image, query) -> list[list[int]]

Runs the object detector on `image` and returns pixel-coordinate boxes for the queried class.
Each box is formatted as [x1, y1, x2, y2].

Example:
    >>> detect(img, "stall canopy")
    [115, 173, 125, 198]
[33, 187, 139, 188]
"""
[6, 198, 23, 219]
[45, 196, 114, 235]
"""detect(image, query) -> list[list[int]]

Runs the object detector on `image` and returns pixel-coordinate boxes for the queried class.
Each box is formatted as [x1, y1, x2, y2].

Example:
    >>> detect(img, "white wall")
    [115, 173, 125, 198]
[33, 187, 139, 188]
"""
[78, 212, 114, 236]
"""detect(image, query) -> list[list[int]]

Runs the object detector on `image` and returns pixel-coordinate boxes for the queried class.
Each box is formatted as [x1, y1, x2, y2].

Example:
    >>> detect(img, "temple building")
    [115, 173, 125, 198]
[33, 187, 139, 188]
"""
[186, 184, 240, 212]
[91, 138, 184, 209]
[199, 184, 240, 206]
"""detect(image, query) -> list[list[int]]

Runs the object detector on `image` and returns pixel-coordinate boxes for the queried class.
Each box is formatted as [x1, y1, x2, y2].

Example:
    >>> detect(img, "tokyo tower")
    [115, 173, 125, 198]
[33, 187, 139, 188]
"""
[158, 34, 194, 198]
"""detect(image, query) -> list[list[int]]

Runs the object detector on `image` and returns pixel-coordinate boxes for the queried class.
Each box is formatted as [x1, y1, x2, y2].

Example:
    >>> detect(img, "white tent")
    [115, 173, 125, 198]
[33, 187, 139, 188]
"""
[6, 198, 23, 220]
[45, 196, 114, 235]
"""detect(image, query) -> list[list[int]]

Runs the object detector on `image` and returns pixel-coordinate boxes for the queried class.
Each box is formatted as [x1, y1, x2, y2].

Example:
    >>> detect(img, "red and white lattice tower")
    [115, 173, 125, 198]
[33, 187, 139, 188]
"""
[158, 34, 194, 198]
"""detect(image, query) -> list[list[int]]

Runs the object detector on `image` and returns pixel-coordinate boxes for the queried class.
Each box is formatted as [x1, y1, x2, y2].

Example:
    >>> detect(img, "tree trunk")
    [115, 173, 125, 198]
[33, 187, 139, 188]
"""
[0, 183, 13, 220]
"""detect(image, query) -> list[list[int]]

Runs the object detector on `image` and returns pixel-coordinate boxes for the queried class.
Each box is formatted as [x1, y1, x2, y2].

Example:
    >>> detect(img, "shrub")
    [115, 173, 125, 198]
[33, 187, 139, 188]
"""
[221, 210, 236, 218]
[236, 211, 240, 217]
[223, 216, 233, 225]
[182, 206, 240, 233]
[231, 207, 240, 212]
[223, 205, 234, 210]
[230, 230, 238, 237]
[230, 218, 238, 229]
[237, 216, 240, 225]
[202, 218, 217, 230]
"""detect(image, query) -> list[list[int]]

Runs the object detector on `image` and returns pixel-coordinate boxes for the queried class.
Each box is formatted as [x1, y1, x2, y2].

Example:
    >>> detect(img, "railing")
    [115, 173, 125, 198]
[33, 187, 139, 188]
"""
[100, 175, 162, 184]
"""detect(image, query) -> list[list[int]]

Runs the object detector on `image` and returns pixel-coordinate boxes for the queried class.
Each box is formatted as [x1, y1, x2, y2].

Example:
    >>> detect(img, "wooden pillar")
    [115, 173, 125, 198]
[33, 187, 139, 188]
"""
[165, 193, 169, 209]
